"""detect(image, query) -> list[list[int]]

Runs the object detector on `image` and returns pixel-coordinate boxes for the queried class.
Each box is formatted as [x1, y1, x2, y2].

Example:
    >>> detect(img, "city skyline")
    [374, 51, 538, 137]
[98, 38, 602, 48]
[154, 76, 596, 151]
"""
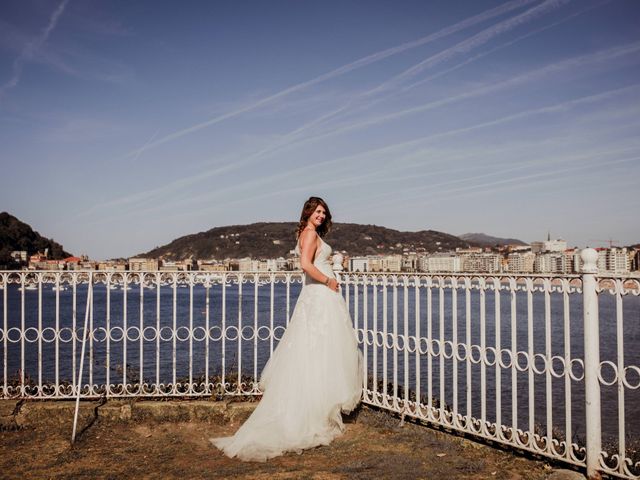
[1, 0, 639, 260]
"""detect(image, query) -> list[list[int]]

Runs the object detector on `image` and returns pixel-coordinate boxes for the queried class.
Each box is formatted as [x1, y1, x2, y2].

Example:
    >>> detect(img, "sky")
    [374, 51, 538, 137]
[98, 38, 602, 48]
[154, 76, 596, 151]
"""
[1, 0, 639, 260]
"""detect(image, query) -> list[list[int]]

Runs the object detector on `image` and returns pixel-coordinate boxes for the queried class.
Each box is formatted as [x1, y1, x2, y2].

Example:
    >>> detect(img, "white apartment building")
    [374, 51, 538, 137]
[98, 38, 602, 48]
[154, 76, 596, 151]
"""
[544, 239, 567, 252]
[531, 241, 545, 254]
[422, 254, 462, 273]
[402, 254, 418, 272]
[594, 247, 630, 274]
[287, 256, 301, 271]
[11, 250, 27, 262]
[347, 255, 402, 272]
[534, 252, 571, 274]
[128, 257, 159, 271]
[461, 253, 501, 273]
[238, 258, 259, 271]
[381, 255, 402, 272]
[275, 257, 288, 270]
[369, 257, 383, 272]
[532, 237, 567, 253]
[507, 252, 535, 273]
[349, 257, 370, 272]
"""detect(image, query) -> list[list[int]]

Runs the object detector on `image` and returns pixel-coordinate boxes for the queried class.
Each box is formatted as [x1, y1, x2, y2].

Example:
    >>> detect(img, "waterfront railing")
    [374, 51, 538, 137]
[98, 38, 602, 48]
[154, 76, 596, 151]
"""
[1, 249, 638, 479]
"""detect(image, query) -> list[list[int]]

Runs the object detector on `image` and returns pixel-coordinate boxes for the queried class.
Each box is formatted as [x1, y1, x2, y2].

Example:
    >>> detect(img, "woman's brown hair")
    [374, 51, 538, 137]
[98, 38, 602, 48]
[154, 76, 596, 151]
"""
[296, 196, 332, 239]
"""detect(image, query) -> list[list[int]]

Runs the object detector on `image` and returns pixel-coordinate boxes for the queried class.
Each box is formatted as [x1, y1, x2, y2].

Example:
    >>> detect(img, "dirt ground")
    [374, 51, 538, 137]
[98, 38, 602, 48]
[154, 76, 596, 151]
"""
[0, 403, 568, 479]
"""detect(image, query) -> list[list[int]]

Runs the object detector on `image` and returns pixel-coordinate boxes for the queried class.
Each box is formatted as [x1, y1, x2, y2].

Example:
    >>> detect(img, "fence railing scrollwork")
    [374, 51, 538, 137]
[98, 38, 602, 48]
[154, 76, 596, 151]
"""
[1, 249, 638, 479]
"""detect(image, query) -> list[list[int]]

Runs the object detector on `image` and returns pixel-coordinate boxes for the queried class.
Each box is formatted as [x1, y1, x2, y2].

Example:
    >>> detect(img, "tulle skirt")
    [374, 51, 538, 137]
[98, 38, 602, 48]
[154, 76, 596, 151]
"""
[210, 284, 363, 461]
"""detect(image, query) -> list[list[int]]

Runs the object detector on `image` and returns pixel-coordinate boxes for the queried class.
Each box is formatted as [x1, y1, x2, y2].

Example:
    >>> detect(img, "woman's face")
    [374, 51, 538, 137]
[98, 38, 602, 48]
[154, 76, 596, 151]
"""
[309, 204, 326, 229]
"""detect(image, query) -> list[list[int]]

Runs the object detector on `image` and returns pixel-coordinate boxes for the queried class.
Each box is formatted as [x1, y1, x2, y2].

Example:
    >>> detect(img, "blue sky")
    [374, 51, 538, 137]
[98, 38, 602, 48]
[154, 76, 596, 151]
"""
[1, 0, 639, 259]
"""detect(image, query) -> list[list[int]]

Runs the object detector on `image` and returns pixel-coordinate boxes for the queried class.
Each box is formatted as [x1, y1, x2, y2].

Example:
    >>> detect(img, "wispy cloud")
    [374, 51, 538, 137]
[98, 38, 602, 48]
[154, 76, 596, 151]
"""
[86, 1, 555, 218]
[402, 0, 611, 93]
[363, 0, 572, 97]
[180, 0, 578, 180]
[0, 0, 69, 100]
[82, 80, 640, 224]
[294, 39, 640, 146]
[121, 0, 540, 160]
[371, 154, 640, 210]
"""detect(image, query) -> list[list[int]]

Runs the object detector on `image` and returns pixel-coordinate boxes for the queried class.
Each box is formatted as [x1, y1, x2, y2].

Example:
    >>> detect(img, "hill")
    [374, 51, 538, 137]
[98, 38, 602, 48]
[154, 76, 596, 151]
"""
[0, 212, 71, 267]
[141, 222, 472, 260]
[458, 232, 526, 247]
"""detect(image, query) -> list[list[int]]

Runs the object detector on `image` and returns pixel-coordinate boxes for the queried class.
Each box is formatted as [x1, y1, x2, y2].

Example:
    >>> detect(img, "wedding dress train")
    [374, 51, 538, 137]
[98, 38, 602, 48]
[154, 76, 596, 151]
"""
[210, 237, 362, 461]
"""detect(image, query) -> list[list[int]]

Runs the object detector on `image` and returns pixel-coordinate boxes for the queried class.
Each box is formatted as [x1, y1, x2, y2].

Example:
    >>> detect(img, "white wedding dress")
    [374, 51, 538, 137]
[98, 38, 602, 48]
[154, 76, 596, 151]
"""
[210, 236, 363, 461]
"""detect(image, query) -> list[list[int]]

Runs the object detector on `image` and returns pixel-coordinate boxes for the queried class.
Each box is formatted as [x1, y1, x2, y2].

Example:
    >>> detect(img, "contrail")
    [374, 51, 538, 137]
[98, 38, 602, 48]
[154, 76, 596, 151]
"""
[364, 0, 572, 97]
[131, 129, 160, 163]
[392, 154, 640, 206]
[218, 0, 580, 167]
[402, 0, 610, 92]
[0, 0, 69, 99]
[122, 0, 540, 159]
[293, 39, 640, 145]
[101, 80, 639, 221]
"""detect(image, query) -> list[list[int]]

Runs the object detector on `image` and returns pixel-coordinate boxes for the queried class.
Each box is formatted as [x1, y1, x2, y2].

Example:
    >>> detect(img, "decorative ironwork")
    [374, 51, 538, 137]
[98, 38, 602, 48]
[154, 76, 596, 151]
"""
[1, 254, 639, 478]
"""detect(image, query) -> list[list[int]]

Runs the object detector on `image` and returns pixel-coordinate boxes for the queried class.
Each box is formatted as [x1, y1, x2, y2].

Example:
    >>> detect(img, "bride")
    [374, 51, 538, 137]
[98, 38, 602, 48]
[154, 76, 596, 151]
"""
[211, 196, 363, 461]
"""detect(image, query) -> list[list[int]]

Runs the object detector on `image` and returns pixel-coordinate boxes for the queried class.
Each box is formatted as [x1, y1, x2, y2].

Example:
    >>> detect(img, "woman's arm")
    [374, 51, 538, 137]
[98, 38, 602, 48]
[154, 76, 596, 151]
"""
[299, 230, 339, 291]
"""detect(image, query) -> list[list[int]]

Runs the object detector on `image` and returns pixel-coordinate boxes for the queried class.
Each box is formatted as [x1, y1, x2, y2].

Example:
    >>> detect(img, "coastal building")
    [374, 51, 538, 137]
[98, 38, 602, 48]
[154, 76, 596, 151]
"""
[28, 252, 64, 270]
[28, 257, 65, 270]
[422, 254, 462, 273]
[128, 257, 159, 271]
[64, 256, 83, 270]
[368, 257, 383, 272]
[461, 253, 501, 273]
[531, 241, 545, 254]
[11, 251, 27, 263]
[275, 257, 288, 271]
[534, 252, 571, 274]
[97, 261, 127, 271]
[631, 249, 640, 272]
[159, 259, 193, 271]
[402, 254, 418, 272]
[544, 238, 567, 252]
[604, 247, 630, 274]
[287, 257, 301, 271]
[381, 255, 402, 272]
[349, 257, 369, 272]
[506, 252, 535, 273]
[238, 258, 258, 271]
[505, 244, 531, 252]
[455, 247, 483, 254]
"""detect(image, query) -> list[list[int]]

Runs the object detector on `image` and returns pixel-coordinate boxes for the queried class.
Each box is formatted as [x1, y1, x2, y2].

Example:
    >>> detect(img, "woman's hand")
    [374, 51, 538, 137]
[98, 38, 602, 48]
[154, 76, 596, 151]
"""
[327, 278, 339, 292]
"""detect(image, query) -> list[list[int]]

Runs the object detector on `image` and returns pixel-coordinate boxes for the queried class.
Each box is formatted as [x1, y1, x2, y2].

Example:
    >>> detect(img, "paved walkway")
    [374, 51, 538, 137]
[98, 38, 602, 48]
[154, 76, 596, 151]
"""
[0, 399, 584, 479]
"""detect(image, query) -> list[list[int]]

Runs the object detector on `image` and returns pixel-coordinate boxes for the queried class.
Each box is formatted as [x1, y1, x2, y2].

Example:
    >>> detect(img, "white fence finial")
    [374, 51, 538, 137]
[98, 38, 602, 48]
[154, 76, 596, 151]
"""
[580, 248, 598, 274]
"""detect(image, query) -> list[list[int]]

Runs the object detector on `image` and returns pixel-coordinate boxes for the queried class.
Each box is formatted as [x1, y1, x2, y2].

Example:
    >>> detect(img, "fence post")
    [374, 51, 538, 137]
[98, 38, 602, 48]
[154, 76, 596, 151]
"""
[581, 248, 601, 480]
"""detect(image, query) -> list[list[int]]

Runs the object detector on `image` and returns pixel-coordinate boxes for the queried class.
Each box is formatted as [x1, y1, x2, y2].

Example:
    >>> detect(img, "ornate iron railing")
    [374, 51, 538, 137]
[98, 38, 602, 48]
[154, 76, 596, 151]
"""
[1, 249, 638, 479]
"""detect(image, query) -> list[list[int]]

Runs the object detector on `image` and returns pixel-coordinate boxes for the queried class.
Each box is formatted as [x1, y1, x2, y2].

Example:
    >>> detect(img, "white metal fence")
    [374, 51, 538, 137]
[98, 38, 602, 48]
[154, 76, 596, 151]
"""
[1, 249, 638, 479]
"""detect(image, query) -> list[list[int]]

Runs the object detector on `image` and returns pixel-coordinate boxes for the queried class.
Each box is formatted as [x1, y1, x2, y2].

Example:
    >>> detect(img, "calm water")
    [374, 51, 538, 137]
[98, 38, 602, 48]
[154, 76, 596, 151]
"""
[1, 281, 639, 441]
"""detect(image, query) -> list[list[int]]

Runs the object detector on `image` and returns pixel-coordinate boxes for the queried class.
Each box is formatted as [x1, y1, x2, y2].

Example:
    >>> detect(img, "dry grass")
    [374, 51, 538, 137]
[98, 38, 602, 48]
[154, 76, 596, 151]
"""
[0, 403, 560, 480]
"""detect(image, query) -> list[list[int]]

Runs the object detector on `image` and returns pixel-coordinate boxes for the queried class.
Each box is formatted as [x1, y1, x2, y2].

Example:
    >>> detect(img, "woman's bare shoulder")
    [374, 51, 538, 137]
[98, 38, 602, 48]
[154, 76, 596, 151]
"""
[298, 229, 318, 248]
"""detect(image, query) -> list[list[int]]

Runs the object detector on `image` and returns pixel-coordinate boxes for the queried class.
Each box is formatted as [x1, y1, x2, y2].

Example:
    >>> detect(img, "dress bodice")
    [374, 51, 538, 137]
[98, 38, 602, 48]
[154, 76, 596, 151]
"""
[296, 236, 335, 285]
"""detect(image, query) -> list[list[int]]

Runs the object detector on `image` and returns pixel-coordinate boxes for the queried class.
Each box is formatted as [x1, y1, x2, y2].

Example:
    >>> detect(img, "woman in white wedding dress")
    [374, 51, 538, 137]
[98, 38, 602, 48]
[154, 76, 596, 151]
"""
[210, 196, 363, 461]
